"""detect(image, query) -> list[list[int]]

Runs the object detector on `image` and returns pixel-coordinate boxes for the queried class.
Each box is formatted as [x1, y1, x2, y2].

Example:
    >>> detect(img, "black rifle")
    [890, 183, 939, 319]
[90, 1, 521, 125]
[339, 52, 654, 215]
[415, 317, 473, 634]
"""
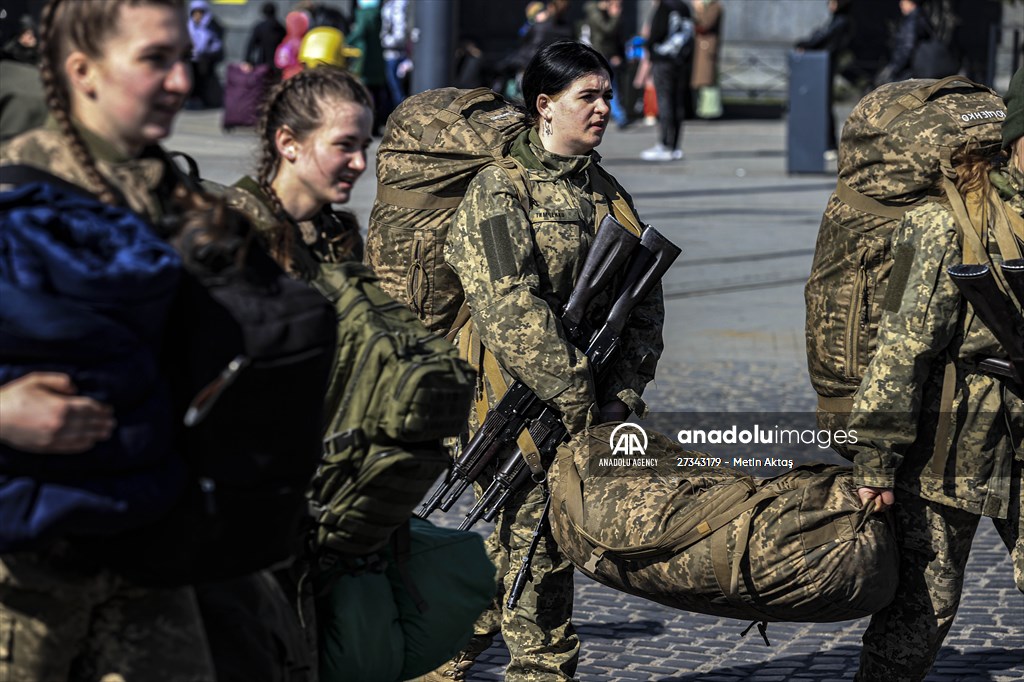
[947, 263, 1024, 388]
[418, 215, 642, 518]
[459, 227, 682, 530]
[1001, 258, 1024, 308]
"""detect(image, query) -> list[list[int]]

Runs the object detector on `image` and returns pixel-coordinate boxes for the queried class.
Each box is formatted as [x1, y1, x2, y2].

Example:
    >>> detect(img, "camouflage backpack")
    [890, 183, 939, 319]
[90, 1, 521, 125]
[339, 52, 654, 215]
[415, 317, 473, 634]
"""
[366, 87, 529, 334]
[548, 425, 899, 624]
[307, 262, 476, 556]
[804, 76, 1007, 451]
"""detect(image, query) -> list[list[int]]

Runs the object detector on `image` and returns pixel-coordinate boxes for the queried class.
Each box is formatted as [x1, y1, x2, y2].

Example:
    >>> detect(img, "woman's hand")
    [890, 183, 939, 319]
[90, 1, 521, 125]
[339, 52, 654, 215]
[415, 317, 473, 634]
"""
[0, 373, 115, 454]
[857, 486, 895, 513]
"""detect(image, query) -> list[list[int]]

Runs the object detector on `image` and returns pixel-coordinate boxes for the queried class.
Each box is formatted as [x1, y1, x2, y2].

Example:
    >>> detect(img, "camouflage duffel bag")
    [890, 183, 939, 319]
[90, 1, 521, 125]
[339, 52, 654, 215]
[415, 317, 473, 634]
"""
[548, 424, 899, 623]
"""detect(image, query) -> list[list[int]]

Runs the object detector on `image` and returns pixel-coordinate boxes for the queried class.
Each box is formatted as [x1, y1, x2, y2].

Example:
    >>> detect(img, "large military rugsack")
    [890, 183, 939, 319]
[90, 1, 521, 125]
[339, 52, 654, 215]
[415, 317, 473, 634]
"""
[804, 76, 1006, 449]
[365, 87, 529, 334]
[548, 425, 899, 623]
[308, 262, 476, 556]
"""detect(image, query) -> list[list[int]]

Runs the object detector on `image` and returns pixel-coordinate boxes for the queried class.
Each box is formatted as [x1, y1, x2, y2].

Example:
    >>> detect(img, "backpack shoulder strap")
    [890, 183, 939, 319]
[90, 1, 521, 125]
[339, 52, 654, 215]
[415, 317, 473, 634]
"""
[835, 178, 918, 220]
[589, 164, 643, 236]
[0, 164, 97, 199]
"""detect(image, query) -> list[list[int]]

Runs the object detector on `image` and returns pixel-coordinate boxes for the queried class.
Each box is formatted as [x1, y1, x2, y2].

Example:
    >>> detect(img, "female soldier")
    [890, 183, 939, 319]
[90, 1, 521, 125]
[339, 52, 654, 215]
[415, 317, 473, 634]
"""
[850, 69, 1024, 681]
[435, 40, 665, 682]
[0, 0, 217, 680]
[220, 66, 373, 275]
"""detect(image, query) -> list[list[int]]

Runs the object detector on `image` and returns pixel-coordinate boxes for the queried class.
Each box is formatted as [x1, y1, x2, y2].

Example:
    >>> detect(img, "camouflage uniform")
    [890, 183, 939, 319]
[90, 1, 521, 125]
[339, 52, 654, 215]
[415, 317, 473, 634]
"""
[213, 175, 364, 273]
[0, 123, 216, 682]
[443, 128, 665, 681]
[848, 167, 1024, 682]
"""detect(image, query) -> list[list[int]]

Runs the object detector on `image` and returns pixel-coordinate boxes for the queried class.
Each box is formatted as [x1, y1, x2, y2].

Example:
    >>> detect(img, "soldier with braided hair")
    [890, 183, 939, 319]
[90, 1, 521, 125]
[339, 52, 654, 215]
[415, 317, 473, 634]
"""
[214, 66, 373, 278]
[0, 1, 219, 680]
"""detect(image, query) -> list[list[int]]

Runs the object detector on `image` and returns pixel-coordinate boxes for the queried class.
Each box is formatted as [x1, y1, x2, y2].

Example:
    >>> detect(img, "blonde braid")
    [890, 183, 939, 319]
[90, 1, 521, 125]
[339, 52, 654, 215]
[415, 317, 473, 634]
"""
[38, 0, 118, 204]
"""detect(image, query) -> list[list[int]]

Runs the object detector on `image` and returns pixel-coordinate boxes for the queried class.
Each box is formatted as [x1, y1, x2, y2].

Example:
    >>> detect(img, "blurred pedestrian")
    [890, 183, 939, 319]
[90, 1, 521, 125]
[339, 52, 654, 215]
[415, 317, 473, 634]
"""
[1, 15, 39, 65]
[641, 0, 694, 161]
[245, 2, 286, 69]
[582, 0, 629, 128]
[691, 0, 723, 119]
[876, 0, 933, 84]
[348, 0, 390, 131]
[795, 0, 854, 156]
[187, 0, 225, 108]
[0, 0, 216, 678]
[380, 0, 410, 109]
[276, 10, 311, 80]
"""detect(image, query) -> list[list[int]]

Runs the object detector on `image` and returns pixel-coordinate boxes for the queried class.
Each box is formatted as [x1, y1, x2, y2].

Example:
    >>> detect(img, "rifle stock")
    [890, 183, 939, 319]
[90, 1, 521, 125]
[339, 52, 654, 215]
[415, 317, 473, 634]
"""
[947, 263, 1024, 386]
[1001, 258, 1024, 309]
[418, 216, 642, 517]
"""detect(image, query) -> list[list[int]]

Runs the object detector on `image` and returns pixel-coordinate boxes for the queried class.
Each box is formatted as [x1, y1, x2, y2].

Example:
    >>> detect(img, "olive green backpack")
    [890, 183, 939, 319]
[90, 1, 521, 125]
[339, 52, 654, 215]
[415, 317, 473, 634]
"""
[365, 87, 529, 334]
[804, 76, 1010, 454]
[307, 262, 476, 556]
[549, 425, 900, 625]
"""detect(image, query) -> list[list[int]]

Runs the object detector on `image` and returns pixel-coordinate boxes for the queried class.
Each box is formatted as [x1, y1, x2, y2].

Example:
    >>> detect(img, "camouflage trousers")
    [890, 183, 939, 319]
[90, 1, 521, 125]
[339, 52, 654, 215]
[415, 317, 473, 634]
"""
[856, 457, 1023, 682]
[471, 480, 579, 682]
[0, 544, 215, 682]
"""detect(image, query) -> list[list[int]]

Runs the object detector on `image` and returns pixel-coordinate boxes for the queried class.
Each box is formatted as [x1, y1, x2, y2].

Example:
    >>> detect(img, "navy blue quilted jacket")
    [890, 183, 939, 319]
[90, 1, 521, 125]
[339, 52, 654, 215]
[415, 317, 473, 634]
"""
[0, 180, 186, 552]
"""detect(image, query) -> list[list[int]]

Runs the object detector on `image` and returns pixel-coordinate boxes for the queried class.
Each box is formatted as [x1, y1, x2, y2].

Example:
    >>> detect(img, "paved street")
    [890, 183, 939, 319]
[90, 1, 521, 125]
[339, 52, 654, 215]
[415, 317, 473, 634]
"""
[167, 106, 1023, 682]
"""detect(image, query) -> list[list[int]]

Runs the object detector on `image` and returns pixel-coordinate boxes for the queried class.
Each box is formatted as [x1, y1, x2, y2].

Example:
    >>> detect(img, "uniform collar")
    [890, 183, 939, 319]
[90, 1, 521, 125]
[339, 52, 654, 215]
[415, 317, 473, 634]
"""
[510, 127, 598, 179]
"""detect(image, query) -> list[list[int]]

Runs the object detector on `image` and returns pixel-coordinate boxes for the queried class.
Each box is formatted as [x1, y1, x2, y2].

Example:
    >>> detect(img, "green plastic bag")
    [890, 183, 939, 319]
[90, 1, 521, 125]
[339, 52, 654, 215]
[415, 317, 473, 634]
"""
[317, 517, 496, 682]
[697, 86, 723, 119]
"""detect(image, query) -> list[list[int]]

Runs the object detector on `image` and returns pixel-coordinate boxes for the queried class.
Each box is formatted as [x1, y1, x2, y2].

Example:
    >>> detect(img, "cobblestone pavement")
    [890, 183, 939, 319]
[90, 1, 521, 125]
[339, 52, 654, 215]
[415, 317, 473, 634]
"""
[167, 108, 1023, 682]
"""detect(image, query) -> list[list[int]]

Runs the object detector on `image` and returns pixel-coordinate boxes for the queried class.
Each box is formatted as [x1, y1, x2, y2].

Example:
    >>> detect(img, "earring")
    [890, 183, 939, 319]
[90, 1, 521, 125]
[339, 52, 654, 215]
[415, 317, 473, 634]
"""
[285, 146, 296, 161]
[542, 118, 552, 136]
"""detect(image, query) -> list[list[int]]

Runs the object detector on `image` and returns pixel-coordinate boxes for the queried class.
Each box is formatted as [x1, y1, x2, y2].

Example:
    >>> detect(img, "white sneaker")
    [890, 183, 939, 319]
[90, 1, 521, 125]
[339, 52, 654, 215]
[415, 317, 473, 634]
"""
[671, 149, 685, 161]
[641, 144, 673, 162]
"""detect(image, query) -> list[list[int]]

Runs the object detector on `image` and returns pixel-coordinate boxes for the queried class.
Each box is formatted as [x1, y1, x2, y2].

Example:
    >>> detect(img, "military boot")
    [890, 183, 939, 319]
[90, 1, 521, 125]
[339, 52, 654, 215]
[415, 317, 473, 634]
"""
[412, 634, 493, 681]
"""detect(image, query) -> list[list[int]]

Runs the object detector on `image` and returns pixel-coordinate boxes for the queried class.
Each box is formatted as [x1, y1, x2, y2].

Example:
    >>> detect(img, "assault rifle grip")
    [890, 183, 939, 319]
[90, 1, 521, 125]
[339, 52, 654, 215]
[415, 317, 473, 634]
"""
[1001, 259, 1024, 309]
[947, 263, 1024, 386]
[561, 215, 641, 343]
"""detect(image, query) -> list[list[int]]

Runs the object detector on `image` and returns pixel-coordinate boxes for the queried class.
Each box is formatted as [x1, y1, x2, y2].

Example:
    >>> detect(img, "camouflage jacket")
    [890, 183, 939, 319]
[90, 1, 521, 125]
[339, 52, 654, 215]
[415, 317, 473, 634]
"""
[847, 167, 1024, 518]
[208, 175, 364, 278]
[445, 128, 665, 434]
[0, 120, 182, 223]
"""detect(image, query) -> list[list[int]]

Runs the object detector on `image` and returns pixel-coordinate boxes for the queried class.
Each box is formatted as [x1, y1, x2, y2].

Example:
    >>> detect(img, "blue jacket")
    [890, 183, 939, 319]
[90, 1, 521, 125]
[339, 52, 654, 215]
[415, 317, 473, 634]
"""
[0, 180, 185, 551]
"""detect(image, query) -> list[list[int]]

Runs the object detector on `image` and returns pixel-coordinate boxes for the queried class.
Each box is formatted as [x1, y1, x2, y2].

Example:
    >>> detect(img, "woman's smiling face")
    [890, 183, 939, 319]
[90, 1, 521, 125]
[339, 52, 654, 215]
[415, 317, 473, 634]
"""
[290, 100, 373, 208]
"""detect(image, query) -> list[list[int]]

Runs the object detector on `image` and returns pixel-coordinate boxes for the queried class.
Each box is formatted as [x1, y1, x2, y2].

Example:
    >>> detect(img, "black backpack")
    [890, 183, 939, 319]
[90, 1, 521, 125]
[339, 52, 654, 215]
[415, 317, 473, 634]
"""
[0, 164, 338, 585]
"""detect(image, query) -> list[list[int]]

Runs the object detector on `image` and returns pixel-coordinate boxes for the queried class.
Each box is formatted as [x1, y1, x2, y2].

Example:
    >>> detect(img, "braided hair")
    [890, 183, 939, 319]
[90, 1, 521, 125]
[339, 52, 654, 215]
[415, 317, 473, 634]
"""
[38, 0, 186, 205]
[255, 67, 373, 265]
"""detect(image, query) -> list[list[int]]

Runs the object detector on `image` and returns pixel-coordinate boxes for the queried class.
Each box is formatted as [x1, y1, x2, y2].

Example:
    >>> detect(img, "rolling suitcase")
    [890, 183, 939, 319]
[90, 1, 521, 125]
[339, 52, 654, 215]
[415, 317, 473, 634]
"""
[222, 63, 276, 131]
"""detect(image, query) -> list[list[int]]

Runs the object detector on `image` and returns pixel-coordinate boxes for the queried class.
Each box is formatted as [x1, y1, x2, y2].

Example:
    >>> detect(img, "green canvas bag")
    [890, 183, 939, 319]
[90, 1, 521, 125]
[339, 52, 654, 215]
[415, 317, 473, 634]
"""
[548, 424, 900, 625]
[804, 77, 1008, 454]
[308, 262, 476, 556]
[365, 87, 529, 334]
[316, 517, 496, 682]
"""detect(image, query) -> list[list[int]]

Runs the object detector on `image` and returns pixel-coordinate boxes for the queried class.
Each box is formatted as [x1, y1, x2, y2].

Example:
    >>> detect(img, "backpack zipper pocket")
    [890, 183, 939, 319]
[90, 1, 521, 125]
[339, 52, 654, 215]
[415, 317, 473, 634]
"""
[845, 250, 869, 379]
